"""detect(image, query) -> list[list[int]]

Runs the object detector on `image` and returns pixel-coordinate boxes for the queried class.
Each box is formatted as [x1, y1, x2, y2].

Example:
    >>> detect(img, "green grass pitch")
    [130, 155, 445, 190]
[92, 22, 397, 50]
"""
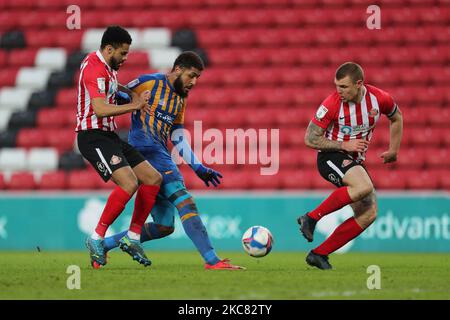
[0, 251, 449, 299]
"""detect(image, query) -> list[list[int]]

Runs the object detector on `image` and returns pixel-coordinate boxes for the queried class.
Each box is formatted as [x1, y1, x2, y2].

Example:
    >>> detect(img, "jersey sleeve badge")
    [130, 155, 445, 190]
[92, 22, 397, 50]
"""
[315, 105, 328, 121]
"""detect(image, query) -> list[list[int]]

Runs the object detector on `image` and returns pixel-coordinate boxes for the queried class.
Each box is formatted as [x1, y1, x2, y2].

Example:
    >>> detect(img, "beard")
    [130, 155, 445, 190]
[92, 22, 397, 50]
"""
[109, 56, 121, 71]
[174, 75, 188, 98]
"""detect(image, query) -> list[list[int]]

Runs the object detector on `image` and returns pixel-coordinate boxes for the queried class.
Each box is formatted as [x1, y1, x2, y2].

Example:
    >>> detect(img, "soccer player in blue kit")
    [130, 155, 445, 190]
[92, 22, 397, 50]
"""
[103, 51, 245, 270]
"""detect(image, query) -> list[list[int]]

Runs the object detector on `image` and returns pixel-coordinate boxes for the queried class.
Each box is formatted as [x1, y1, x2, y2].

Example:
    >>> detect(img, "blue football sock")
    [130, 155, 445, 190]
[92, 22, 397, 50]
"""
[181, 215, 220, 265]
[103, 223, 166, 252]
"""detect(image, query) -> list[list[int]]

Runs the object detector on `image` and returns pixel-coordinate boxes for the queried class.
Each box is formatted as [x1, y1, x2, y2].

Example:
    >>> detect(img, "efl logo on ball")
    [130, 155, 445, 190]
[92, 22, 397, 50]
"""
[242, 226, 274, 258]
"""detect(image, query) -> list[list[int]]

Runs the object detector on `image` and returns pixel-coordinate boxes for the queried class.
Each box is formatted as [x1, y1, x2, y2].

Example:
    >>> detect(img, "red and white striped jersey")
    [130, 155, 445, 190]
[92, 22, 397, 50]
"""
[311, 84, 398, 162]
[75, 51, 118, 132]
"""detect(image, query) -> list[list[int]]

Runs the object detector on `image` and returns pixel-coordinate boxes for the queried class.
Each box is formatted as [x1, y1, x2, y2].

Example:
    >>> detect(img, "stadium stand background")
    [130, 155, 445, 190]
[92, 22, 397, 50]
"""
[0, 0, 449, 191]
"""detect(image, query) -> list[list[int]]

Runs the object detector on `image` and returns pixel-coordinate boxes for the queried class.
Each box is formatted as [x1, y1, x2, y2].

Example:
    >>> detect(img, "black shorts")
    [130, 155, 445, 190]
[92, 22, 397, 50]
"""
[77, 130, 146, 182]
[317, 151, 369, 187]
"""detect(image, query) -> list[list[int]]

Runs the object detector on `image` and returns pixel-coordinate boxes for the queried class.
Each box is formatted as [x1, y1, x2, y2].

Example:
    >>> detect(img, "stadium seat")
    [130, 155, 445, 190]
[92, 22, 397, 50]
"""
[27, 148, 59, 172]
[425, 148, 450, 169]
[0, 173, 4, 189]
[36, 108, 72, 128]
[7, 48, 37, 67]
[372, 169, 408, 190]
[395, 148, 427, 169]
[0, 148, 27, 171]
[67, 170, 101, 189]
[279, 169, 313, 189]
[407, 170, 440, 190]
[38, 171, 67, 190]
[0, 87, 33, 112]
[16, 129, 46, 149]
[7, 172, 36, 190]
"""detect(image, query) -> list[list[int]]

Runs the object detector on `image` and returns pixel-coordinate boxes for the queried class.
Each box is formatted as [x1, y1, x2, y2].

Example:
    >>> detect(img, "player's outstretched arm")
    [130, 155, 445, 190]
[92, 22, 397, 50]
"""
[170, 124, 222, 187]
[381, 107, 403, 164]
[91, 97, 145, 117]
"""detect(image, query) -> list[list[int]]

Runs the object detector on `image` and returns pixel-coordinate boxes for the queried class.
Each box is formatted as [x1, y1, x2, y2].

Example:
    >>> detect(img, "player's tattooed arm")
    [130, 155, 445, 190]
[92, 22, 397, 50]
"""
[305, 121, 343, 151]
[305, 121, 370, 153]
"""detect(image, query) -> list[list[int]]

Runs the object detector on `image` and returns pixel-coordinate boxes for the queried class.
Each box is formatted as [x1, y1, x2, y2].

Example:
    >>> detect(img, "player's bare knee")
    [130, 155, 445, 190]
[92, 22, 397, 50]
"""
[115, 177, 139, 194]
[352, 182, 374, 202]
[142, 171, 162, 186]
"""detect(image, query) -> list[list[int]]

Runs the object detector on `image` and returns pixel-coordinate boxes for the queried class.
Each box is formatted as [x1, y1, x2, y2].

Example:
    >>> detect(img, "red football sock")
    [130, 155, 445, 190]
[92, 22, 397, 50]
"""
[307, 186, 353, 221]
[313, 217, 364, 256]
[129, 185, 160, 234]
[95, 186, 132, 237]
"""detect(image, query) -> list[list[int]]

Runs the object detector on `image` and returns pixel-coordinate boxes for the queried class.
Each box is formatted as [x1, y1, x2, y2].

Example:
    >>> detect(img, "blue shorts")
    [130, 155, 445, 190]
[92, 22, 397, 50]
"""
[135, 145, 187, 228]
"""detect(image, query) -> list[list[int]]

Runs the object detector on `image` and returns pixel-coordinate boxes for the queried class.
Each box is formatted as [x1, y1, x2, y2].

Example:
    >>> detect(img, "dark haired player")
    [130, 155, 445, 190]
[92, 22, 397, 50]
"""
[76, 26, 162, 268]
[103, 51, 245, 270]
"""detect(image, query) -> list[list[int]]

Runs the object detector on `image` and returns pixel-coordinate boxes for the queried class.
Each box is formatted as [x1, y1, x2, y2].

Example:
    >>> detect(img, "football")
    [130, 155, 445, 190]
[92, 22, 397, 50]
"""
[241, 226, 274, 258]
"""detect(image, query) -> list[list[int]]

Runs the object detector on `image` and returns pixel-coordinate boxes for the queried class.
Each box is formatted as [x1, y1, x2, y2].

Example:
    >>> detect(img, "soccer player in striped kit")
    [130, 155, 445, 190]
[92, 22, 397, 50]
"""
[297, 62, 403, 270]
[102, 51, 245, 270]
[76, 26, 162, 268]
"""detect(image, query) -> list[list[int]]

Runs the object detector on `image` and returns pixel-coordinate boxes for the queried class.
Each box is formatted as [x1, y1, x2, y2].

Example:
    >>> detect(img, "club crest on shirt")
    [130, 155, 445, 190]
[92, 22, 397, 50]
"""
[110, 155, 122, 165]
[368, 108, 379, 117]
[97, 78, 106, 94]
[315, 105, 328, 121]
[342, 159, 353, 168]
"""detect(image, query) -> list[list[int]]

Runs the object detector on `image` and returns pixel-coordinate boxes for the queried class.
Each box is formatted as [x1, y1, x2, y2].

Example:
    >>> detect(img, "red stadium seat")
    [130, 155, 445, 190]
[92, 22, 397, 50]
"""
[279, 169, 313, 189]
[372, 169, 408, 190]
[407, 170, 440, 190]
[56, 88, 77, 107]
[8, 49, 38, 67]
[0, 173, 5, 190]
[425, 148, 450, 169]
[67, 170, 101, 189]
[395, 148, 427, 169]
[38, 171, 67, 190]
[16, 129, 46, 149]
[37, 108, 72, 128]
[0, 68, 19, 87]
[7, 172, 36, 190]
[24, 30, 57, 47]
[54, 29, 83, 51]
[45, 129, 76, 153]
[280, 128, 306, 147]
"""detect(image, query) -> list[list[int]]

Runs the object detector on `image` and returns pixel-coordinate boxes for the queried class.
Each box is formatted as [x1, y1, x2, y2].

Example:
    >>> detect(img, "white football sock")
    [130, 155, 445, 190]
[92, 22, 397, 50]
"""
[127, 231, 141, 241]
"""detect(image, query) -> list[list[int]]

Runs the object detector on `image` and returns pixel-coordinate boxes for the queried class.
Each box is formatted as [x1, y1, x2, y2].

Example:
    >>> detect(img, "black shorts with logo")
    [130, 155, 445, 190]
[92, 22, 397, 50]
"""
[317, 151, 369, 187]
[77, 129, 146, 182]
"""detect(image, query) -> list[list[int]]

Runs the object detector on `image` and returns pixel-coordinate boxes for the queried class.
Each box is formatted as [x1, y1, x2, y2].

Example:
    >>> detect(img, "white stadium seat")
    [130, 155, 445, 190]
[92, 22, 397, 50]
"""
[0, 87, 33, 112]
[148, 48, 181, 69]
[140, 28, 171, 48]
[0, 110, 13, 131]
[35, 48, 67, 71]
[27, 148, 59, 172]
[16, 67, 51, 90]
[0, 148, 27, 171]
[82, 28, 141, 52]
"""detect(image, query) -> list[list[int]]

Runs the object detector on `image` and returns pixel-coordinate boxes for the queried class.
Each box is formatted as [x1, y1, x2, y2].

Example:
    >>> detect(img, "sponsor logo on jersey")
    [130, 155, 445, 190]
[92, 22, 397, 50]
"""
[340, 125, 352, 134]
